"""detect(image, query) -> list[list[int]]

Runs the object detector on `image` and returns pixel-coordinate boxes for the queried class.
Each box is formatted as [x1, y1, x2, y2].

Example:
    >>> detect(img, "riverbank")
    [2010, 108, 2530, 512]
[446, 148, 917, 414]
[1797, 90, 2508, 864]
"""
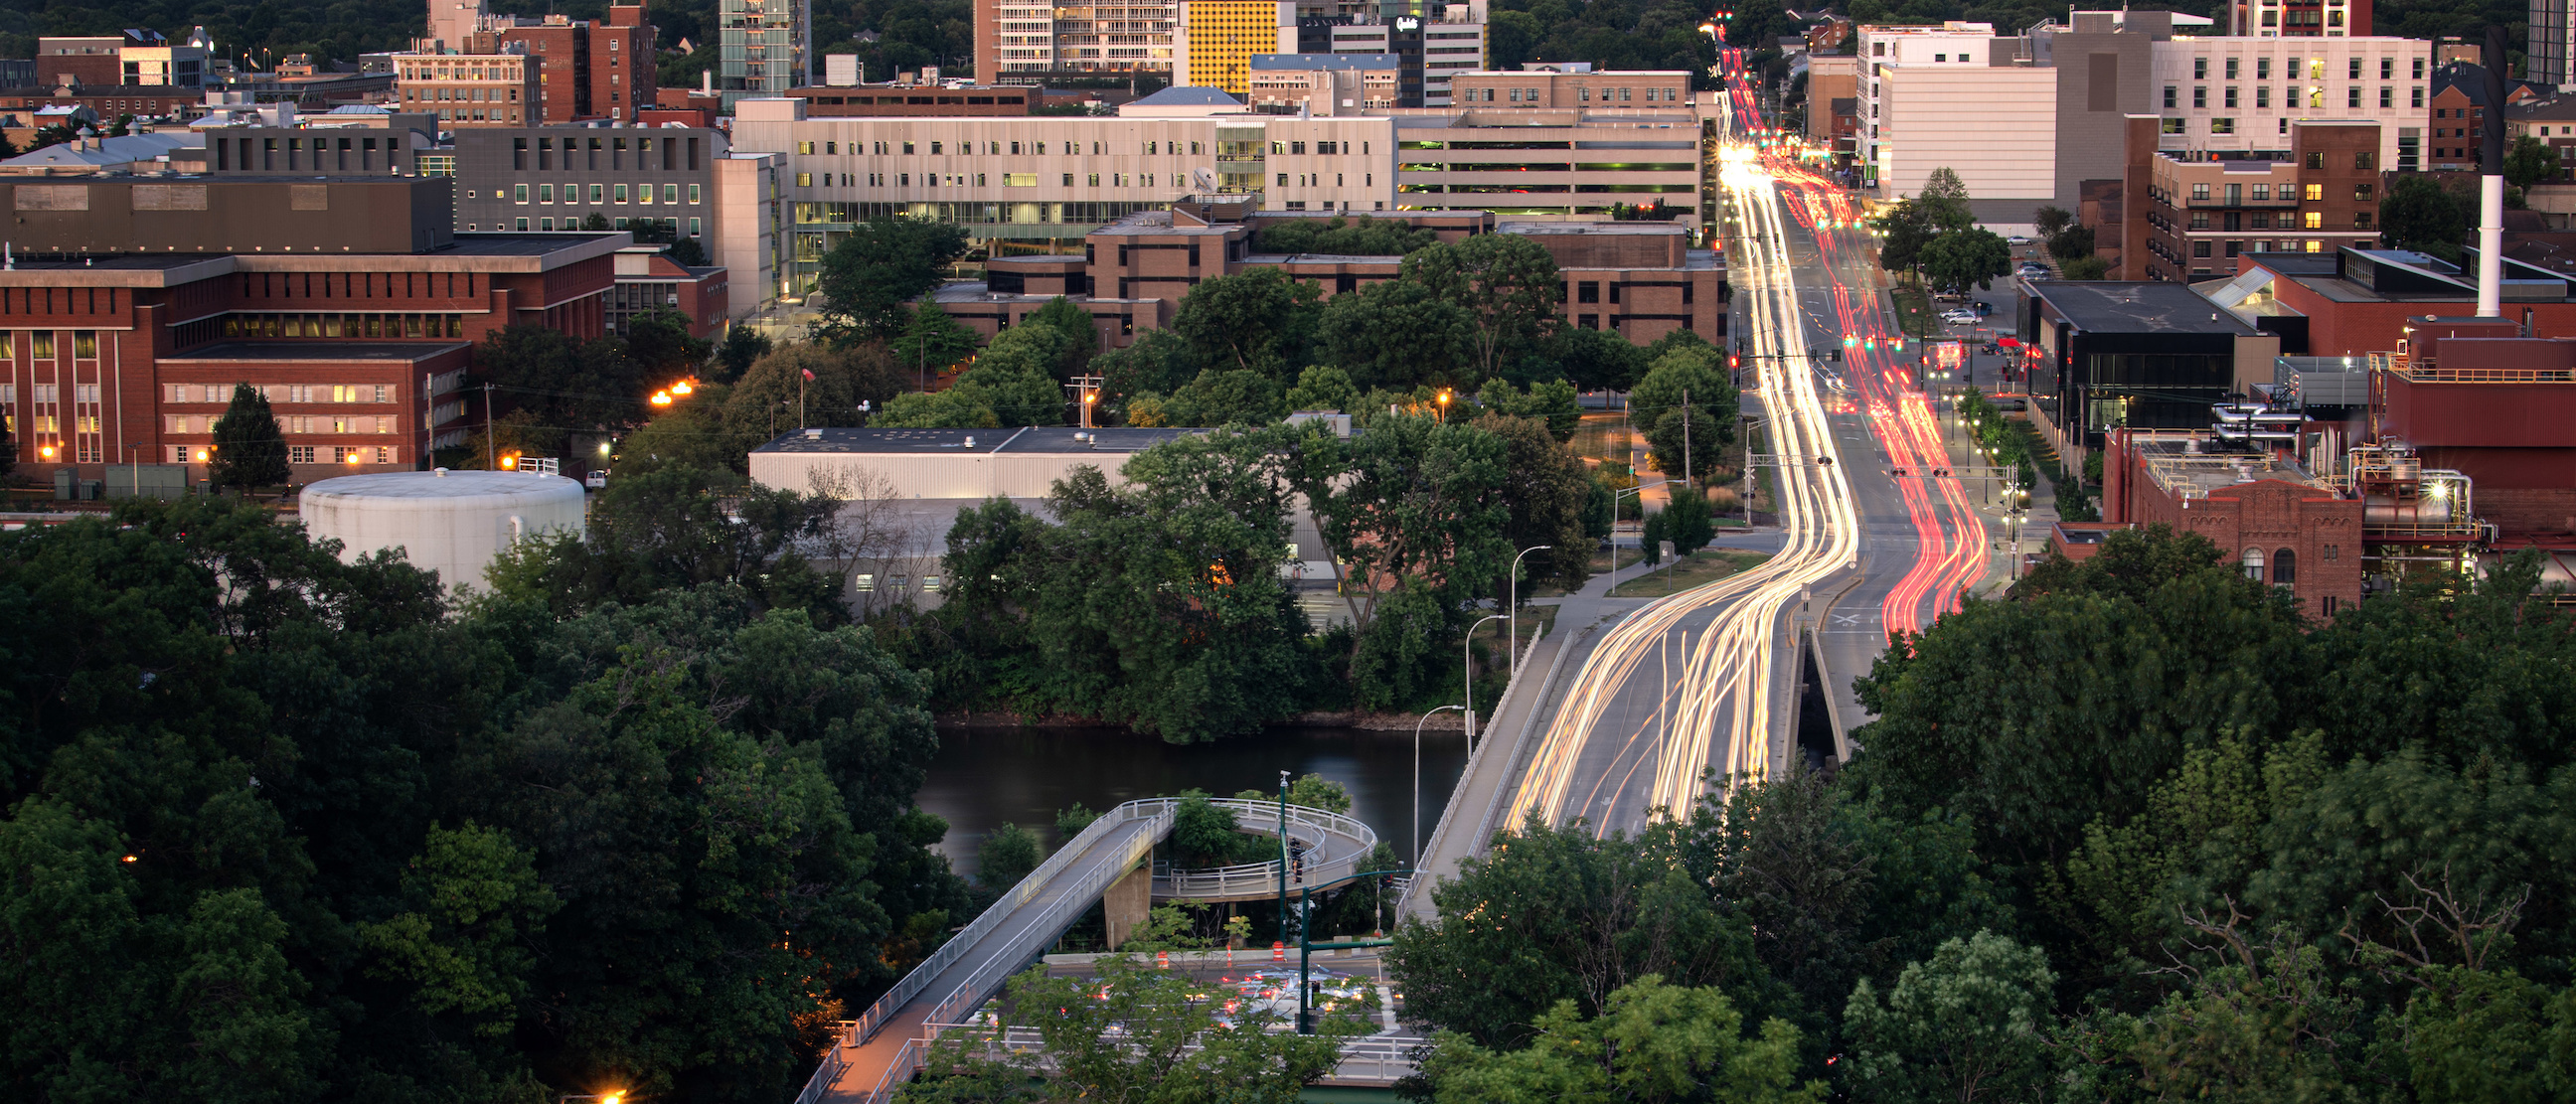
[934, 709, 1471, 732]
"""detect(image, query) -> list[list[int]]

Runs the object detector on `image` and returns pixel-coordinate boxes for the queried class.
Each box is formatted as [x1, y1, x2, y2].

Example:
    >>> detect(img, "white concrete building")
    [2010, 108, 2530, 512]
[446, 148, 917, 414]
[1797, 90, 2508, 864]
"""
[1870, 63, 2059, 220]
[2146, 35, 2432, 171]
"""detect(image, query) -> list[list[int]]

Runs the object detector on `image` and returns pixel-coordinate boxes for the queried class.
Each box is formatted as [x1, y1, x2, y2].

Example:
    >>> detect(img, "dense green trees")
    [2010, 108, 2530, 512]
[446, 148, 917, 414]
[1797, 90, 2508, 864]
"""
[817, 216, 974, 343]
[1257, 214, 1441, 256]
[1396, 525, 2576, 1098]
[2381, 175, 2473, 261]
[209, 381, 290, 490]
[902, 958, 1358, 1104]
[893, 410, 1591, 729]
[1630, 342, 1740, 485]
[0, 496, 965, 1103]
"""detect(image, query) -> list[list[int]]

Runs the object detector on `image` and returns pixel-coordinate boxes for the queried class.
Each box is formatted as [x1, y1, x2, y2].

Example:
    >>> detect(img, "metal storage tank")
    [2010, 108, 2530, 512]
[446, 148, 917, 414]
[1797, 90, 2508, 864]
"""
[300, 469, 587, 593]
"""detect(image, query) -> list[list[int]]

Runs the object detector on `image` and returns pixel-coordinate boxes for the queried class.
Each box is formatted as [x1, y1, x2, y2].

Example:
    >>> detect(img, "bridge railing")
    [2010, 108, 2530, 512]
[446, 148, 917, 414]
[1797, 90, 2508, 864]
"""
[1149, 798, 1378, 899]
[836, 795, 1383, 1102]
[893, 1024, 1426, 1090]
[851, 799, 1166, 1044]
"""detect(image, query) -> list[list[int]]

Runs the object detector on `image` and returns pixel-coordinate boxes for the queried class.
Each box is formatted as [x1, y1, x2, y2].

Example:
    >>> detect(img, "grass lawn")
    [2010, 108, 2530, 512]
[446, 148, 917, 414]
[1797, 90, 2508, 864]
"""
[1474, 602, 1562, 658]
[1605, 549, 1773, 598]
[1888, 284, 1933, 342]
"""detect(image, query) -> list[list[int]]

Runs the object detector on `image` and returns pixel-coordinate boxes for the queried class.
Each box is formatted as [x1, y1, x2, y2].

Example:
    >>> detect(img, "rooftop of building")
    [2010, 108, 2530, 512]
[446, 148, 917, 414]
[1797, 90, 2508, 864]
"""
[751, 426, 1209, 455]
[158, 341, 471, 362]
[1500, 220, 1688, 236]
[1126, 86, 1243, 108]
[2129, 431, 2334, 499]
[2029, 280, 2260, 334]
[0, 132, 202, 169]
[1249, 53, 1401, 71]
[1087, 210, 1243, 237]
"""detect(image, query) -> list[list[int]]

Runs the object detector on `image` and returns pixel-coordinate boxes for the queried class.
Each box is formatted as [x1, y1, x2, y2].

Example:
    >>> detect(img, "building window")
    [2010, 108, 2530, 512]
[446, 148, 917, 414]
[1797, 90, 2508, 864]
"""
[2242, 547, 2265, 580]
[2164, 85, 2176, 108]
[2348, 86, 2362, 108]
[2193, 86, 2206, 108]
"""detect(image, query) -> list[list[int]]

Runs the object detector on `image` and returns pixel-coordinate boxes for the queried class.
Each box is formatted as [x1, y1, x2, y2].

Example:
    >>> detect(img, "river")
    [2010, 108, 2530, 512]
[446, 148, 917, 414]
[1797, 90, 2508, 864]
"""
[917, 724, 1473, 880]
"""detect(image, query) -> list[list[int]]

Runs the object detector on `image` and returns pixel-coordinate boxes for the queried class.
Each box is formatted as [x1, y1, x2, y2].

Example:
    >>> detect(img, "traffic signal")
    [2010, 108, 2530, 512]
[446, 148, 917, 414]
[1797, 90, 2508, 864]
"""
[1729, 353, 1742, 369]
[1832, 349, 1843, 362]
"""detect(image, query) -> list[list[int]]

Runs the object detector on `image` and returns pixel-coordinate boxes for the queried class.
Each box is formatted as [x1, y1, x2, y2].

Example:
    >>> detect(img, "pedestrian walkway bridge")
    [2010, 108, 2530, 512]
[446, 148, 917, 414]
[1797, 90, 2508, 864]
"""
[798, 797, 1382, 1104]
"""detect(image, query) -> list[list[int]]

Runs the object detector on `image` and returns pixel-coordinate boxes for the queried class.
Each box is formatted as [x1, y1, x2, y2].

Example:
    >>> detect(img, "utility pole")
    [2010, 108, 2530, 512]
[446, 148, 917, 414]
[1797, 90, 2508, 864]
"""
[1682, 387, 1691, 494]
[483, 383, 495, 470]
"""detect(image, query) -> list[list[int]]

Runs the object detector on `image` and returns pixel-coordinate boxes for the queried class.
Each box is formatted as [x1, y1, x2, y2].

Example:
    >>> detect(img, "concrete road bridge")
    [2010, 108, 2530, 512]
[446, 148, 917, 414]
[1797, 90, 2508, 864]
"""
[798, 797, 1393, 1104]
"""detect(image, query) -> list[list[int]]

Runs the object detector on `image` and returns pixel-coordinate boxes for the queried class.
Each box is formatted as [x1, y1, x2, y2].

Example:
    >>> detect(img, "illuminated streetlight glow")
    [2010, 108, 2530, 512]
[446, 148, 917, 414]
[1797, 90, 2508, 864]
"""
[650, 391, 674, 406]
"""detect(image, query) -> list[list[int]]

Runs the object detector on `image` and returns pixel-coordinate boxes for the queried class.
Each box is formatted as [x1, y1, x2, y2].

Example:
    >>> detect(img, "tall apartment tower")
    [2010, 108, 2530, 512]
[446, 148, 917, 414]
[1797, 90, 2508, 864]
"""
[2537, 0, 2575, 83]
[472, 4, 658, 122]
[978, 0, 1178, 83]
[722, 0, 811, 105]
[2224, 0, 2371, 37]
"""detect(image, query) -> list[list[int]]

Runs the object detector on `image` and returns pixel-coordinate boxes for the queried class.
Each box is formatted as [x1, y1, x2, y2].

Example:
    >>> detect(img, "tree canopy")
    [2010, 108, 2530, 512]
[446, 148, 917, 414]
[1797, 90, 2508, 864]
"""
[816, 216, 973, 343]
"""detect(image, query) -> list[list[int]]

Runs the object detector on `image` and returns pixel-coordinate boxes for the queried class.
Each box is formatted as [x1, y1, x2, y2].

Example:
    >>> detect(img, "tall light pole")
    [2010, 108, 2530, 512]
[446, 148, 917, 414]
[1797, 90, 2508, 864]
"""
[1466, 613, 1504, 751]
[1276, 769, 1291, 946]
[1508, 545, 1550, 673]
[1412, 705, 1466, 866]
[1610, 481, 1671, 597]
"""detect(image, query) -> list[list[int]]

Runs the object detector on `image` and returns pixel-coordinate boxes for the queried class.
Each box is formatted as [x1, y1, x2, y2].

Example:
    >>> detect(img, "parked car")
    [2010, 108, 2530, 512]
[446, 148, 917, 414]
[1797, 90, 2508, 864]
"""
[2007, 235, 2034, 246]
[585, 470, 608, 489]
[1941, 310, 1980, 326]
[2015, 264, 2050, 278]
[1974, 300, 1995, 317]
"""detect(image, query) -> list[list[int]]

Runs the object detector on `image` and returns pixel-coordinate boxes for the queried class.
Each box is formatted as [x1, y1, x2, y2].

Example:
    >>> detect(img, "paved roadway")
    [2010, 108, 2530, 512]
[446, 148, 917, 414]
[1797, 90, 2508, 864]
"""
[1494, 48, 2000, 838]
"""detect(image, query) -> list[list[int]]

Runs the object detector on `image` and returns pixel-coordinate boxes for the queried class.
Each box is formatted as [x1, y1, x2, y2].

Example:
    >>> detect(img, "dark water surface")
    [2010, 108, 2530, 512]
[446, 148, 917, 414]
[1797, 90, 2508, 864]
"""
[917, 724, 1473, 880]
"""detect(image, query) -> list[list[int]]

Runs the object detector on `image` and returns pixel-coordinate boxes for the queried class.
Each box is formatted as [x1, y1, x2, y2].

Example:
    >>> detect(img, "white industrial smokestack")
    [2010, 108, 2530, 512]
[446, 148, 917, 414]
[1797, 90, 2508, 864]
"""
[2478, 26, 2508, 318]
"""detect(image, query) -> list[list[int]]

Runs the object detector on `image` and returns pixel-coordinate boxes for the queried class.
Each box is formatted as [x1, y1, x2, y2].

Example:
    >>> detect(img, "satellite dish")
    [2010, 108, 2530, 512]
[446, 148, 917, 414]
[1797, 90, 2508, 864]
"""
[1193, 167, 1217, 192]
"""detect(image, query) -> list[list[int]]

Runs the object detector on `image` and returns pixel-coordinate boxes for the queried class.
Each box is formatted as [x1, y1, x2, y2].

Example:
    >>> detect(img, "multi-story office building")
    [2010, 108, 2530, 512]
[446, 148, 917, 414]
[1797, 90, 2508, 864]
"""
[393, 45, 542, 127]
[0, 175, 618, 478]
[722, 0, 813, 106]
[2146, 34, 2429, 168]
[979, 0, 1179, 83]
[2138, 120, 2383, 280]
[119, 33, 209, 88]
[1858, 14, 2429, 226]
[1179, 0, 1296, 93]
[729, 77, 1705, 286]
[1302, 13, 1486, 106]
[32, 36, 125, 87]
[441, 126, 782, 320]
[478, 5, 658, 123]
[731, 96, 1393, 291]
[449, 127, 728, 238]
[959, 205, 1721, 347]
[1245, 54, 1399, 112]
[2223, 0, 2371, 37]
[2539, 0, 2576, 85]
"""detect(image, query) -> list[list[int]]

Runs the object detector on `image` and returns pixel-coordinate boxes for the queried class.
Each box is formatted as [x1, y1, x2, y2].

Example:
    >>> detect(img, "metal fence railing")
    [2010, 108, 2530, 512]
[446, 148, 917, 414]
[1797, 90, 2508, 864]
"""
[885, 1025, 1428, 1093]
[825, 795, 1387, 1103]
[1150, 798, 1378, 900]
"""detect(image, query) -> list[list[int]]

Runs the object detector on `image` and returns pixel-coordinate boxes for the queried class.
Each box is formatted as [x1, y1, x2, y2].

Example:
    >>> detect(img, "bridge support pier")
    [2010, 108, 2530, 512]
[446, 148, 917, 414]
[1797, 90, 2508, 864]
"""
[1101, 861, 1152, 950]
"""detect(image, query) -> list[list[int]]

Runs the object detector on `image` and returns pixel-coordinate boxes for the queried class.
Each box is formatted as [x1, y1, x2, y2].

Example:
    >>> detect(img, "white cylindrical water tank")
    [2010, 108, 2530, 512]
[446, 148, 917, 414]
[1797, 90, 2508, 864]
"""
[301, 469, 587, 593]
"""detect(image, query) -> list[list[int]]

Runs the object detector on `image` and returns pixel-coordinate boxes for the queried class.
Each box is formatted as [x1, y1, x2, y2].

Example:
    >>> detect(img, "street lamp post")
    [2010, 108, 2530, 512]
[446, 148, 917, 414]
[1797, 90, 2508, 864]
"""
[1610, 481, 1672, 596]
[1412, 705, 1466, 866]
[1465, 613, 1504, 750]
[1276, 769, 1291, 946]
[1507, 545, 1551, 674]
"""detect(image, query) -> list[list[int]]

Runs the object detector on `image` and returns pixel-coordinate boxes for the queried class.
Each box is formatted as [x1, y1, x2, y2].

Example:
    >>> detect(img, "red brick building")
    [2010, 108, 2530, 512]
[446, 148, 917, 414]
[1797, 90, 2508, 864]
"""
[0, 176, 619, 483]
[961, 206, 1726, 348]
[2207, 247, 2576, 357]
[2102, 429, 2367, 616]
[481, 4, 658, 123]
